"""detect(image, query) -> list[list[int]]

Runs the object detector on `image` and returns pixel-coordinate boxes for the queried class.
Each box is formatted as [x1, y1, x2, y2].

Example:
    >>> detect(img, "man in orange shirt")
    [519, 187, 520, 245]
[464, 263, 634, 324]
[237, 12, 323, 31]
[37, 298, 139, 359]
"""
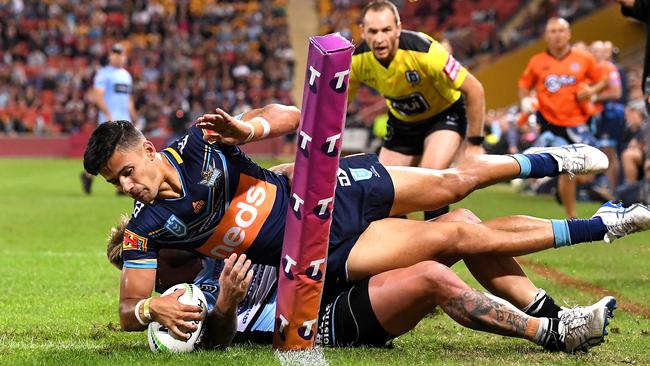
[519, 17, 608, 218]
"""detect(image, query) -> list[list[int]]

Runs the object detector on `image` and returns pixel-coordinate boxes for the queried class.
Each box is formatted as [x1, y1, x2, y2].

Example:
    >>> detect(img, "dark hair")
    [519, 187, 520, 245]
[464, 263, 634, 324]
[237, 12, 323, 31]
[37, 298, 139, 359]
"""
[361, 0, 401, 25]
[83, 120, 144, 175]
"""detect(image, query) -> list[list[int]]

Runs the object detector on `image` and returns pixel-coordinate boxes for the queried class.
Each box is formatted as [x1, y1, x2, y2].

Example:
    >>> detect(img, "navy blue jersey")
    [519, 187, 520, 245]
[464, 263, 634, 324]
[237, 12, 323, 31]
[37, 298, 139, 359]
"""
[122, 126, 291, 269]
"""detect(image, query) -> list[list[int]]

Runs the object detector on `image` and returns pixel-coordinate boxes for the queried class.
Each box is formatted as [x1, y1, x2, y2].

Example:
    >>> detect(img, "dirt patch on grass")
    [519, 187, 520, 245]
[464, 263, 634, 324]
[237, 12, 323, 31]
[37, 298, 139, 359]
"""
[519, 258, 650, 318]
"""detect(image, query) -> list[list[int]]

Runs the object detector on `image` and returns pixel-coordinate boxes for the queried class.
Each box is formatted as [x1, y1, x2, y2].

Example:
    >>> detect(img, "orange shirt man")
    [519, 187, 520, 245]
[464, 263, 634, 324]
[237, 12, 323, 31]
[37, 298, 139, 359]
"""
[519, 17, 607, 218]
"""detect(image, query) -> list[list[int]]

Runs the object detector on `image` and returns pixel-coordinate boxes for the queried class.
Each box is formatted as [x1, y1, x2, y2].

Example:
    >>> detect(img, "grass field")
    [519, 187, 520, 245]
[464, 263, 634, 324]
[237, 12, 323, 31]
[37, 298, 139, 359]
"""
[0, 158, 648, 365]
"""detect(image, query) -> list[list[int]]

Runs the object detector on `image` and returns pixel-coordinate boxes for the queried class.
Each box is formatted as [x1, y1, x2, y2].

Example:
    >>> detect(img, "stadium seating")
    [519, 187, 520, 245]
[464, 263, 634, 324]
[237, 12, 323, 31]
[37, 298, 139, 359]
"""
[0, 0, 294, 135]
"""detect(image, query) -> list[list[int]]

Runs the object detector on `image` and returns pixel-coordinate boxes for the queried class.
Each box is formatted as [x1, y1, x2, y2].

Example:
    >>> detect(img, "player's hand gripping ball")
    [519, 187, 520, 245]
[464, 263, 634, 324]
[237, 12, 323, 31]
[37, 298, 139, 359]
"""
[147, 283, 207, 352]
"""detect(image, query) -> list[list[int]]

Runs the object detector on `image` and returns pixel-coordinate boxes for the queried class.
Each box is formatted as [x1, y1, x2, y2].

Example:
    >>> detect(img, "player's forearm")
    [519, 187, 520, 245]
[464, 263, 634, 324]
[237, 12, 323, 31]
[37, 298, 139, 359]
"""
[202, 299, 238, 349]
[96, 100, 111, 118]
[596, 85, 622, 102]
[464, 82, 486, 138]
[119, 298, 149, 332]
[129, 99, 137, 123]
[242, 104, 301, 142]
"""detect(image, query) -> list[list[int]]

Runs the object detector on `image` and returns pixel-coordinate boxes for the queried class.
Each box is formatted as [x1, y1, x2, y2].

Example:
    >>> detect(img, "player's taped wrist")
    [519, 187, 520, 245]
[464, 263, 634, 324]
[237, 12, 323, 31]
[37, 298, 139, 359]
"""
[240, 121, 255, 143]
[143, 297, 153, 322]
[250, 116, 270, 139]
[134, 298, 149, 326]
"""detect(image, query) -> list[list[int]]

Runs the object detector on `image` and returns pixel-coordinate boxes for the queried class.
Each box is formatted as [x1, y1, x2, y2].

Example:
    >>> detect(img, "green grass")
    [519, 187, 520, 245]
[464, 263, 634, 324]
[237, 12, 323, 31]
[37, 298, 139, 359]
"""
[0, 158, 648, 365]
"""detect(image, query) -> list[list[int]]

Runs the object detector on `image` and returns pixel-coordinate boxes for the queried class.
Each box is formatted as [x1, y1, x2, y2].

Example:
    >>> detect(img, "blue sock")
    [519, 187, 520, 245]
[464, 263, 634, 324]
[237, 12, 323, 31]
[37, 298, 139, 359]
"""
[552, 217, 608, 247]
[511, 153, 559, 178]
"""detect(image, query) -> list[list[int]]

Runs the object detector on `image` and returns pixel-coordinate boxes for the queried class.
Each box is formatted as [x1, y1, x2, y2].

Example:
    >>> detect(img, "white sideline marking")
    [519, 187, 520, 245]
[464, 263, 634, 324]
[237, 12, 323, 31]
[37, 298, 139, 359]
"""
[0, 250, 103, 258]
[0, 340, 105, 351]
[276, 348, 329, 366]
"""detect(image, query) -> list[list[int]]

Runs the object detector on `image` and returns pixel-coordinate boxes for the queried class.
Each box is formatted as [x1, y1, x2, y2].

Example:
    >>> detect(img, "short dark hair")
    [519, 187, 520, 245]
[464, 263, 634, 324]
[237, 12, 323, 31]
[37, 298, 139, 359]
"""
[361, 0, 401, 25]
[83, 120, 144, 175]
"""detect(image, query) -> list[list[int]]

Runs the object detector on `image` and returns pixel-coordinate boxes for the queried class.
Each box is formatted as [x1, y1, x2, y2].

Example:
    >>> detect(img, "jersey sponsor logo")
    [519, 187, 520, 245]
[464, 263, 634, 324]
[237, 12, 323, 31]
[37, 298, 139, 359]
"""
[197, 174, 277, 259]
[113, 83, 130, 94]
[443, 54, 461, 82]
[199, 167, 222, 187]
[349, 168, 373, 182]
[405, 70, 420, 84]
[165, 214, 187, 237]
[544, 74, 577, 93]
[387, 93, 430, 116]
[123, 228, 148, 251]
[192, 200, 205, 214]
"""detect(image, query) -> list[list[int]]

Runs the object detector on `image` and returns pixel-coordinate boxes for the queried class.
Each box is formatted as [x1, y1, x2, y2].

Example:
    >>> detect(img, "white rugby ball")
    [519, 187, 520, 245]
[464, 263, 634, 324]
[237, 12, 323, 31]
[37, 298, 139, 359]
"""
[147, 283, 208, 352]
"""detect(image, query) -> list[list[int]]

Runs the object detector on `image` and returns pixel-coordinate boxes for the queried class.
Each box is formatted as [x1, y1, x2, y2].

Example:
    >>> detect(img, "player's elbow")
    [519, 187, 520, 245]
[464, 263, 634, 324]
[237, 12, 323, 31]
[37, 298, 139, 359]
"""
[282, 104, 301, 130]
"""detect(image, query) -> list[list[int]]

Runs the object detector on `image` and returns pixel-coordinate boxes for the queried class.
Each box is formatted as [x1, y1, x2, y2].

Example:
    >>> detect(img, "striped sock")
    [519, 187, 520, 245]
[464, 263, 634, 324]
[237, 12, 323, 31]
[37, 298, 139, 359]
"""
[552, 217, 608, 247]
[511, 153, 559, 178]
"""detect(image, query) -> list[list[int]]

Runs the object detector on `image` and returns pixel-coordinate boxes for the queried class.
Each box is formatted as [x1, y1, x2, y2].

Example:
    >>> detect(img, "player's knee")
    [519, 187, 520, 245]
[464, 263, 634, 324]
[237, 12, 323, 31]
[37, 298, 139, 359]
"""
[447, 208, 481, 223]
[412, 261, 457, 297]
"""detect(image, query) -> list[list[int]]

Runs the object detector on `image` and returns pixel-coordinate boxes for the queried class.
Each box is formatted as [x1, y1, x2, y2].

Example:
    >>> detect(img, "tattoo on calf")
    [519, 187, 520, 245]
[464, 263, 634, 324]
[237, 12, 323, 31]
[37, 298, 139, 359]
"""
[445, 290, 528, 336]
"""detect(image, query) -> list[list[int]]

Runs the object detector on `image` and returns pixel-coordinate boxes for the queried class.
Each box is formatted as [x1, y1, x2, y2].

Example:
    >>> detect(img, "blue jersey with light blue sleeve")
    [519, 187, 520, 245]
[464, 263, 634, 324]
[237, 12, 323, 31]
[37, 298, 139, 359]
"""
[120, 125, 291, 270]
[94, 65, 133, 123]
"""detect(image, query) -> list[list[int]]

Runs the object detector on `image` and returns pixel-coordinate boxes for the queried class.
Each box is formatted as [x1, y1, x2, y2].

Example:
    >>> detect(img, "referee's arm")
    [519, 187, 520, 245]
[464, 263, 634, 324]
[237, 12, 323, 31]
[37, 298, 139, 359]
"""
[459, 72, 486, 143]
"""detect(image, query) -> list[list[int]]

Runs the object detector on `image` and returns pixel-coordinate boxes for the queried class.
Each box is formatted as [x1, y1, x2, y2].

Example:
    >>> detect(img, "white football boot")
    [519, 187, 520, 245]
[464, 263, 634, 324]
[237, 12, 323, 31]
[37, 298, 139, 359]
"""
[524, 144, 609, 177]
[558, 296, 617, 353]
[592, 201, 650, 243]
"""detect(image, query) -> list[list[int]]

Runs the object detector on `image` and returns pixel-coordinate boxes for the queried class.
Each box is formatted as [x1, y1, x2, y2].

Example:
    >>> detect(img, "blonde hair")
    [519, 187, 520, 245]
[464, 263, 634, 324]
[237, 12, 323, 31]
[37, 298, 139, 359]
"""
[107, 214, 130, 269]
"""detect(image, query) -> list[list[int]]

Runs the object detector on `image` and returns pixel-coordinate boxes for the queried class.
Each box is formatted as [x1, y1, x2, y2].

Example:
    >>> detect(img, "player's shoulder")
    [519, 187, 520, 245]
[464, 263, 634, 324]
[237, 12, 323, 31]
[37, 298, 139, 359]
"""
[398, 30, 433, 53]
[126, 201, 164, 236]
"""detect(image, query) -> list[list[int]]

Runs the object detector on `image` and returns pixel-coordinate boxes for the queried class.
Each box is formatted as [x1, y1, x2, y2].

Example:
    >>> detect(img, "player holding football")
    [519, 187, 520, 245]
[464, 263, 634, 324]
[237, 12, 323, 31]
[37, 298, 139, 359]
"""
[349, 0, 487, 219]
[106, 215, 616, 353]
[83, 104, 650, 348]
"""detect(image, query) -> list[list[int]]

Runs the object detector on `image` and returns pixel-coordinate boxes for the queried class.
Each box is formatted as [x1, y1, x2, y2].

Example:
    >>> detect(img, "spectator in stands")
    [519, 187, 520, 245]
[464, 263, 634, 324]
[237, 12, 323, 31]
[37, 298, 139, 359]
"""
[0, 1, 294, 139]
[618, 0, 650, 114]
[619, 102, 647, 184]
[518, 17, 607, 218]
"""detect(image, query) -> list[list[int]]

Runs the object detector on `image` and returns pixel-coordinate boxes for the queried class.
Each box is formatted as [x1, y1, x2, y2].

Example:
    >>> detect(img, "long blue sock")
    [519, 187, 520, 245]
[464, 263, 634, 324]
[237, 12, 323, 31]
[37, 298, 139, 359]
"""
[511, 153, 559, 178]
[551, 217, 608, 247]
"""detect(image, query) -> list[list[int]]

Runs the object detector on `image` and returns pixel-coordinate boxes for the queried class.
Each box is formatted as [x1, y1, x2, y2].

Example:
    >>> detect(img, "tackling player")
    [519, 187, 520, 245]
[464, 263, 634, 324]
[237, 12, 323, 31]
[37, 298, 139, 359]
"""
[349, 0, 486, 220]
[83, 104, 650, 344]
[106, 215, 616, 353]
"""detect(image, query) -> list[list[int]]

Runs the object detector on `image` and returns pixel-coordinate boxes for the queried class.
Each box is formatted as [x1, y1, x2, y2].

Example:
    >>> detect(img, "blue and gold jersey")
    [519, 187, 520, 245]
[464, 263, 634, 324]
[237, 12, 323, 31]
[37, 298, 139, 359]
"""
[349, 30, 468, 122]
[122, 126, 291, 269]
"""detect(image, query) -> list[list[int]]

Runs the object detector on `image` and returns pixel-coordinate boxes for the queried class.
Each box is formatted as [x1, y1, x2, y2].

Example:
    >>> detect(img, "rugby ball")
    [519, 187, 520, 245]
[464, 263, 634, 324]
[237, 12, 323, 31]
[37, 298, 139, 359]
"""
[147, 283, 208, 352]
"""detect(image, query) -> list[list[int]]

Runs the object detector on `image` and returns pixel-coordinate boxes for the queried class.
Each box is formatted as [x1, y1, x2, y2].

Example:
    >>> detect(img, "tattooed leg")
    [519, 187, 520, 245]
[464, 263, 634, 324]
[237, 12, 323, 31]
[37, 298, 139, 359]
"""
[368, 260, 554, 343]
[442, 290, 539, 340]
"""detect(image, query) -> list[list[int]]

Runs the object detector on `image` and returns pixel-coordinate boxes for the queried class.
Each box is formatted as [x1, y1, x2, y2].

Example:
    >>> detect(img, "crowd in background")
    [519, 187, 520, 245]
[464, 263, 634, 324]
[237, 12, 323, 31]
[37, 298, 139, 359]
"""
[0, 0, 294, 136]
[319, 0, 612, 69]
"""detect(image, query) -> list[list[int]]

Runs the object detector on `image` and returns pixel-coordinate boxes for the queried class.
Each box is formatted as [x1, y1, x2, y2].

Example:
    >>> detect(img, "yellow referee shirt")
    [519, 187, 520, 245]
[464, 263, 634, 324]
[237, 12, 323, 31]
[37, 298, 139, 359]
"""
[349, 30, 468, 123]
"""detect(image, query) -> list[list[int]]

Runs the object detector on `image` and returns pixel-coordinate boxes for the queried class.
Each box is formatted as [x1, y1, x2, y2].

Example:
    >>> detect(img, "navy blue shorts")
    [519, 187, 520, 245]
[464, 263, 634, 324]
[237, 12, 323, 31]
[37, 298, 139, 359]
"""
[594, 102, 626, 149]
[325, 153, 394, 299]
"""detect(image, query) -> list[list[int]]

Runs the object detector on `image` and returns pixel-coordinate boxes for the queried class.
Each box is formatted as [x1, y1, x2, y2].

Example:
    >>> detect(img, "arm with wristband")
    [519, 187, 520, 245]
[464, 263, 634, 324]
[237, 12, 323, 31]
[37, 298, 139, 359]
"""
[196, 104, 301, 145]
